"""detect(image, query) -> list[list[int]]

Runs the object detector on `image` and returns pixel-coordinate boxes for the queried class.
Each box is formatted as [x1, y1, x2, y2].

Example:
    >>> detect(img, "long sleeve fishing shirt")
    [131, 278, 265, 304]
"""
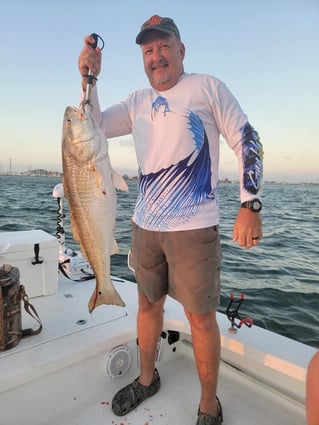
[83, 72, 263, 232]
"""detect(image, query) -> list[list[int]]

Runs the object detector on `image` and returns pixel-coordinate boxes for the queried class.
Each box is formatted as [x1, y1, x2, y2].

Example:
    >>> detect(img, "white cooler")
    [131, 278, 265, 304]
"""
[0, 230, 59, 298]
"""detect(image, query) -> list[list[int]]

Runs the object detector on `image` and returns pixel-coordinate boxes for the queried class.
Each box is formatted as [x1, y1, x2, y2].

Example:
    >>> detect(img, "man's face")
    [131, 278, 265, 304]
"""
[141, 31, 185, 91]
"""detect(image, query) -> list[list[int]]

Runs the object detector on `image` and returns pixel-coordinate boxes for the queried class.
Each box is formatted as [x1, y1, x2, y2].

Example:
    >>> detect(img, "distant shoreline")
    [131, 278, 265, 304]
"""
[0, 171, 318, 186]
[0, 170, 63, 177]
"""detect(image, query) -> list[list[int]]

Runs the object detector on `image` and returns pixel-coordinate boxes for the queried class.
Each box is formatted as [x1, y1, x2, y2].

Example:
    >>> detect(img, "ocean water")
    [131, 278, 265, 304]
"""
[0, 175, 318, 348]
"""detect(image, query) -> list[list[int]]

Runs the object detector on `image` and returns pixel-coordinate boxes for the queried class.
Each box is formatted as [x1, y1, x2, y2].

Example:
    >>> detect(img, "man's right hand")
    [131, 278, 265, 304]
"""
[78, 35, 102, 91]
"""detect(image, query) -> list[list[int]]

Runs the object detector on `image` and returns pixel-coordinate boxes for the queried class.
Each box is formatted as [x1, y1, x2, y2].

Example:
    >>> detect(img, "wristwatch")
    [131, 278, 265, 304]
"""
[241, 199, 262, 213]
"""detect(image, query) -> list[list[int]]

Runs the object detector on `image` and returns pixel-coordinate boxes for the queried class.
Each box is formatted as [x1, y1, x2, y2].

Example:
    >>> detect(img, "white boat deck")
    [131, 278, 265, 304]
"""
[0, 274, 315, 425]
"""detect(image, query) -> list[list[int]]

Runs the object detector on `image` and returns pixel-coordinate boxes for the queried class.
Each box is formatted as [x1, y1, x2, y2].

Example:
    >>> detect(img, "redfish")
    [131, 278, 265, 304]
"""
[62, 105, 128, 312]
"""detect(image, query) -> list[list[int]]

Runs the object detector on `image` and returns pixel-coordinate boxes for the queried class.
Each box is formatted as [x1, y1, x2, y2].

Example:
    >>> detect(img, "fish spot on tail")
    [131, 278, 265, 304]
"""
[88, 287, 126, 313]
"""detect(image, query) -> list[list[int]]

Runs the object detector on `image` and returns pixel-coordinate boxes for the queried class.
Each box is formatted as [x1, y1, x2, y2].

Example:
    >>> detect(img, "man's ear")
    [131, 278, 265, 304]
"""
[180, 42, 186, 60]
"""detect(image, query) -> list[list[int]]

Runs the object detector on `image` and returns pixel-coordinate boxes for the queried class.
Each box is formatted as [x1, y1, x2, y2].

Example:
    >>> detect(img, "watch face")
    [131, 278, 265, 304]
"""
[252, 200, 261, 211]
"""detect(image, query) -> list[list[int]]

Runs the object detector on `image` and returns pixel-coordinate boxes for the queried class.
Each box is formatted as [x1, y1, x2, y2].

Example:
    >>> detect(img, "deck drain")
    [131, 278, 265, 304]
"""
[76, 319, 87, 325]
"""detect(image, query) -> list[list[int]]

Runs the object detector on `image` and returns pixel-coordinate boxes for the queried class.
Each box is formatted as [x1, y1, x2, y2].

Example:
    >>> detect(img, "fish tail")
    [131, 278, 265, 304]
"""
[88, 286, 126, 313]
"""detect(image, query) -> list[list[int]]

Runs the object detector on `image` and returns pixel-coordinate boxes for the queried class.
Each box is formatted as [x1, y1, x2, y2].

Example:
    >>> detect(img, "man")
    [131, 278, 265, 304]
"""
[306, 351, 319, 425]
[78, 15, 263, 425]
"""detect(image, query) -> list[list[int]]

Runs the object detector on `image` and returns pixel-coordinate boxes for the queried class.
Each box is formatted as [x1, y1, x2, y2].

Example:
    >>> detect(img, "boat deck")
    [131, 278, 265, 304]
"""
[0, 342, 306, 425]
[0, 275, 313, 425]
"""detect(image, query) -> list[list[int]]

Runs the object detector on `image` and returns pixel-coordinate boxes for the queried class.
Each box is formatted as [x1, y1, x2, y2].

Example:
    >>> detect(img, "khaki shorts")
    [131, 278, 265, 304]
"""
[131, 222, 221, 314]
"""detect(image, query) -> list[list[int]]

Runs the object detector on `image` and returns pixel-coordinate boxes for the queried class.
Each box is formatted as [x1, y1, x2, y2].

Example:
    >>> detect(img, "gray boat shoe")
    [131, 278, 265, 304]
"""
[112, 368, 161, 416]
[196, 396, 223, 425]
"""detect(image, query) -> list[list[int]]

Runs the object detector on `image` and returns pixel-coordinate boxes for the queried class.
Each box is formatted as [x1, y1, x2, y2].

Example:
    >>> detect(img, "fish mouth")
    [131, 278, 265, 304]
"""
[65, 106, 88, 122]
[69, 105, 83, 114]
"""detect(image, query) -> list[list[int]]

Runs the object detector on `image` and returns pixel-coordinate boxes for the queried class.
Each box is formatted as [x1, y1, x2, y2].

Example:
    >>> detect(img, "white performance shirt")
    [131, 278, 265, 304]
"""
[87, 73, 263, 232]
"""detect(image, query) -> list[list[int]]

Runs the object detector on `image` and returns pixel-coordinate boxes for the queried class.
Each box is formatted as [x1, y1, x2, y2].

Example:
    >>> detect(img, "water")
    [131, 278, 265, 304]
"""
[1, 175, 318, 348]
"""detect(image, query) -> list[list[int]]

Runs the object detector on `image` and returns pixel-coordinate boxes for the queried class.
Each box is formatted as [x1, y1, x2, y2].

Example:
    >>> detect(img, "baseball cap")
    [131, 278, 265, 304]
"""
[136, 15, 181, 44]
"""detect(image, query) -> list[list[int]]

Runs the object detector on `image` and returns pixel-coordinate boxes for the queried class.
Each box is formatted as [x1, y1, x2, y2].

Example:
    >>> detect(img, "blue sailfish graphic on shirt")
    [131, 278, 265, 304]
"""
[151, 96, 170, 119]
[136, 104, 214, 230]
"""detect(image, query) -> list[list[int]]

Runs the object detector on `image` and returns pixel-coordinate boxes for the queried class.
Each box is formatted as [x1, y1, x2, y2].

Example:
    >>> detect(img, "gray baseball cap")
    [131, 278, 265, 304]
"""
[136, 15, 181, 44]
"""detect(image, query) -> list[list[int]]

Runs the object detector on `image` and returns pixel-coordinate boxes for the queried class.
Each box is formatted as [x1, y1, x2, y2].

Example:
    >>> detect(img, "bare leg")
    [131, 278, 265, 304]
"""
[185, 309, 220, 417]
[306, 351, 319, 425]
[137, 293, 166, 386]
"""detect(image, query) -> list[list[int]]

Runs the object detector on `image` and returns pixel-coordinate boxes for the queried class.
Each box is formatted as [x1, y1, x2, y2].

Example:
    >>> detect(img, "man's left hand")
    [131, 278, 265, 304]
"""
[232, 208, 263, 249]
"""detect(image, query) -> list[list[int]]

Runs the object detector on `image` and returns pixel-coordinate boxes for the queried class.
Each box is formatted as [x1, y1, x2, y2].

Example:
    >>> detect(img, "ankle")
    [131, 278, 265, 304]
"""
[199, 398, 219, 417]
[138, 368, 157, 386]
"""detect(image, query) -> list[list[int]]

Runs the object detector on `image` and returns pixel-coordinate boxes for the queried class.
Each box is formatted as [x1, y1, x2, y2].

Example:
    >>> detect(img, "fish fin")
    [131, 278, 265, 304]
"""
[112, 171, 129, 192]
[88, 284, 126, 313]
[93, 164, 110, 197]
[111, 237, 119, 255]
[91, 164, 103, 187]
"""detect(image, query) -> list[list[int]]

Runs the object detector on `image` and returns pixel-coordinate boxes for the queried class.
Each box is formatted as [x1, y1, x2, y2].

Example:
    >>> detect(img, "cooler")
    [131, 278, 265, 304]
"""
[0, 230, 59, 298]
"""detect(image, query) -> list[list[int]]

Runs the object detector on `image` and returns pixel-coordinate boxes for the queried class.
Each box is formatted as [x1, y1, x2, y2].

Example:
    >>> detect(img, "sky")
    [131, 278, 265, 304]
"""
[1, 0, 318, 183]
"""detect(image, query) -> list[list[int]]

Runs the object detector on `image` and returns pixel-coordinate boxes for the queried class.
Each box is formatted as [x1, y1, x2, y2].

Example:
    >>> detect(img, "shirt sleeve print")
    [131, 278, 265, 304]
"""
[241, 122, 263, 195]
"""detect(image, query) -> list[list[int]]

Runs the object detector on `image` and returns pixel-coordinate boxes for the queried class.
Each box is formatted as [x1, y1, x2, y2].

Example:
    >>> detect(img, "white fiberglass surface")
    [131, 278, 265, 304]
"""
[0, 338, 306, 425]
